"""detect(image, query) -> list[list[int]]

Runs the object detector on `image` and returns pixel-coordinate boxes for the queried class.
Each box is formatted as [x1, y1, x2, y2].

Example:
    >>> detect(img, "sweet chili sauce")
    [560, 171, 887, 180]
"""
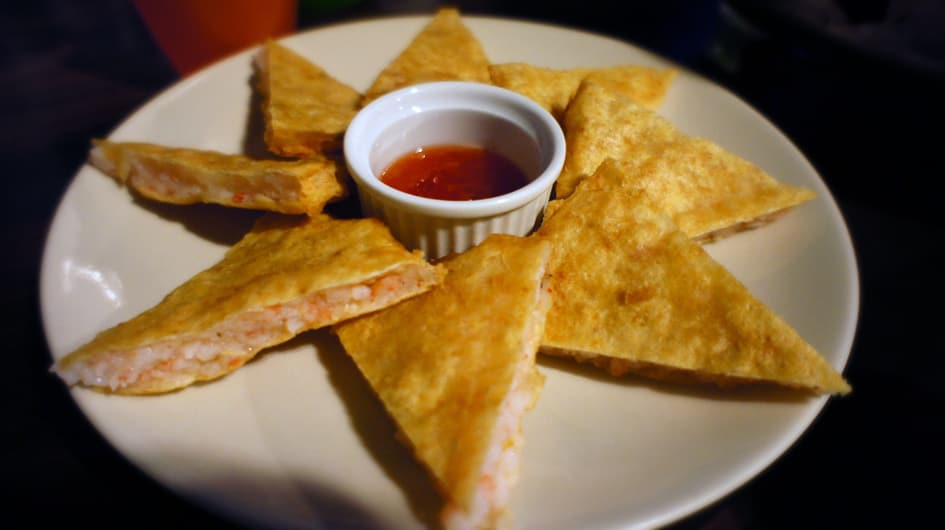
[379, 145, 530, 201]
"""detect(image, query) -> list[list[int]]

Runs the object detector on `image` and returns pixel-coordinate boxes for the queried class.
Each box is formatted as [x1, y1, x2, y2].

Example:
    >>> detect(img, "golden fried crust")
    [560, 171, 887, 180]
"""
[90, 139, 348, 216]
[488, 62, 676, 121]
[558, 81, 683, 199]
[361, 7, 491, 105]
[537, 169, 851, 395]
[255, 40, 361, 157]
[557, 82, 815, 239]
[58, 215, 442, 391]
[334, 234, 552, 517]
[595, 152, 815, 242]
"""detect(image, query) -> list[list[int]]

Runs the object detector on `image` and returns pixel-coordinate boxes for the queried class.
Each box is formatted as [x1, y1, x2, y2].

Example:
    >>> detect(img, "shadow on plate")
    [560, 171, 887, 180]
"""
[129, 196, 263, 246]
[242, 69, 275, 161]
[151, 331, 440, 529]
[153, 448, 396, 530]
[313, 330, 443, 530]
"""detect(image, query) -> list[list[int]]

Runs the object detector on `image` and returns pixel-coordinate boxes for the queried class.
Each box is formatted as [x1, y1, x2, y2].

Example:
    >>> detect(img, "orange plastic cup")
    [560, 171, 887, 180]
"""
[133, 0, 298, 76]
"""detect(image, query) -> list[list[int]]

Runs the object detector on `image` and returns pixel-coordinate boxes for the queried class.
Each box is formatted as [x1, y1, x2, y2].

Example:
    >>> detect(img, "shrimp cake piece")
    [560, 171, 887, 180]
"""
[52, 214, 444, 395]
[334, 234, 552, 530]
[361, 7, 491, 105]
[558, 81, 815, 240]
[89, 139, 348, 216]
[254, 39, 361, 157]
[489, 62, 677, 121]
[537, 166, 850, 395]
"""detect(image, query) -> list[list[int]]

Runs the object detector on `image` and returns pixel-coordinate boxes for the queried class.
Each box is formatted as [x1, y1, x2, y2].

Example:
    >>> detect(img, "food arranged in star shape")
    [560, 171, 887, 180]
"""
[52, 8, 850, 530]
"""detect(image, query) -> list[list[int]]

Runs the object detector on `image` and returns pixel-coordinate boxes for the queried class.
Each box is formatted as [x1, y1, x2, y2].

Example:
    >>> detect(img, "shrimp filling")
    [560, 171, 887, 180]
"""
[88, 146, 304, 211]
[55, 267, 431, 391]
[441, 278, 551, 530]
[126, 160, 299, 207]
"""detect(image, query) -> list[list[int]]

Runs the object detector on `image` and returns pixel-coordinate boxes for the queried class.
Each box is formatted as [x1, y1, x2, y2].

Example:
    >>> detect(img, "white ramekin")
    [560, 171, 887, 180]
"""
[343, 81, 566, 259]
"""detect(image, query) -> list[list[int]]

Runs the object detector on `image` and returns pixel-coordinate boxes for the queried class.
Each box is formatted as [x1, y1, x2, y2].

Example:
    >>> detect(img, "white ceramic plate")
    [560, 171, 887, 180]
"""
[40, 14, 858, 530]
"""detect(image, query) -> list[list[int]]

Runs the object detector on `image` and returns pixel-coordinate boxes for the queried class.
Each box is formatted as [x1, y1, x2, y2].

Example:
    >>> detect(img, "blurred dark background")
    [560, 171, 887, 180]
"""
[4, 1, 943, 528]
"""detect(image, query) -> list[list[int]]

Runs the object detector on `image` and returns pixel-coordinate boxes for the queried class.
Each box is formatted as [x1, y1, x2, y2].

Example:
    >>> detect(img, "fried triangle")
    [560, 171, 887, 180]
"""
[52, 214, 444, 395]
[488, 62, 677, 122]
[89, 139, 348, 216]
[361, 7, 491, 106]
[254, 39, 361, 157]
[334, 234, 552, 530]
[557, 81, 815, 241]
[537, 164, 851, 394]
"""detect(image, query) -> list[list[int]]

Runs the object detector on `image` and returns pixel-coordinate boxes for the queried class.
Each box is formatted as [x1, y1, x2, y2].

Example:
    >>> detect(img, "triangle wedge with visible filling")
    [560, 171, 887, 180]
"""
[537, 163, 851, 394]
[53, 214, 443, 395]
[334, 234, 552, 530]
[88, 139, 348, 215]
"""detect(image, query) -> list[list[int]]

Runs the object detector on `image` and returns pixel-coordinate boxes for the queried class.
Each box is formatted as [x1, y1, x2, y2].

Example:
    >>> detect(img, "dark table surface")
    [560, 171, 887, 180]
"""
[6, 1, 943, 528]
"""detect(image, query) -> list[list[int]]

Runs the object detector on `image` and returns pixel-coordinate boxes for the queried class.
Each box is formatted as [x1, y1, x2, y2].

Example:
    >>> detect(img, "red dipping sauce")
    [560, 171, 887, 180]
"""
[379, 144, 530, 201]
